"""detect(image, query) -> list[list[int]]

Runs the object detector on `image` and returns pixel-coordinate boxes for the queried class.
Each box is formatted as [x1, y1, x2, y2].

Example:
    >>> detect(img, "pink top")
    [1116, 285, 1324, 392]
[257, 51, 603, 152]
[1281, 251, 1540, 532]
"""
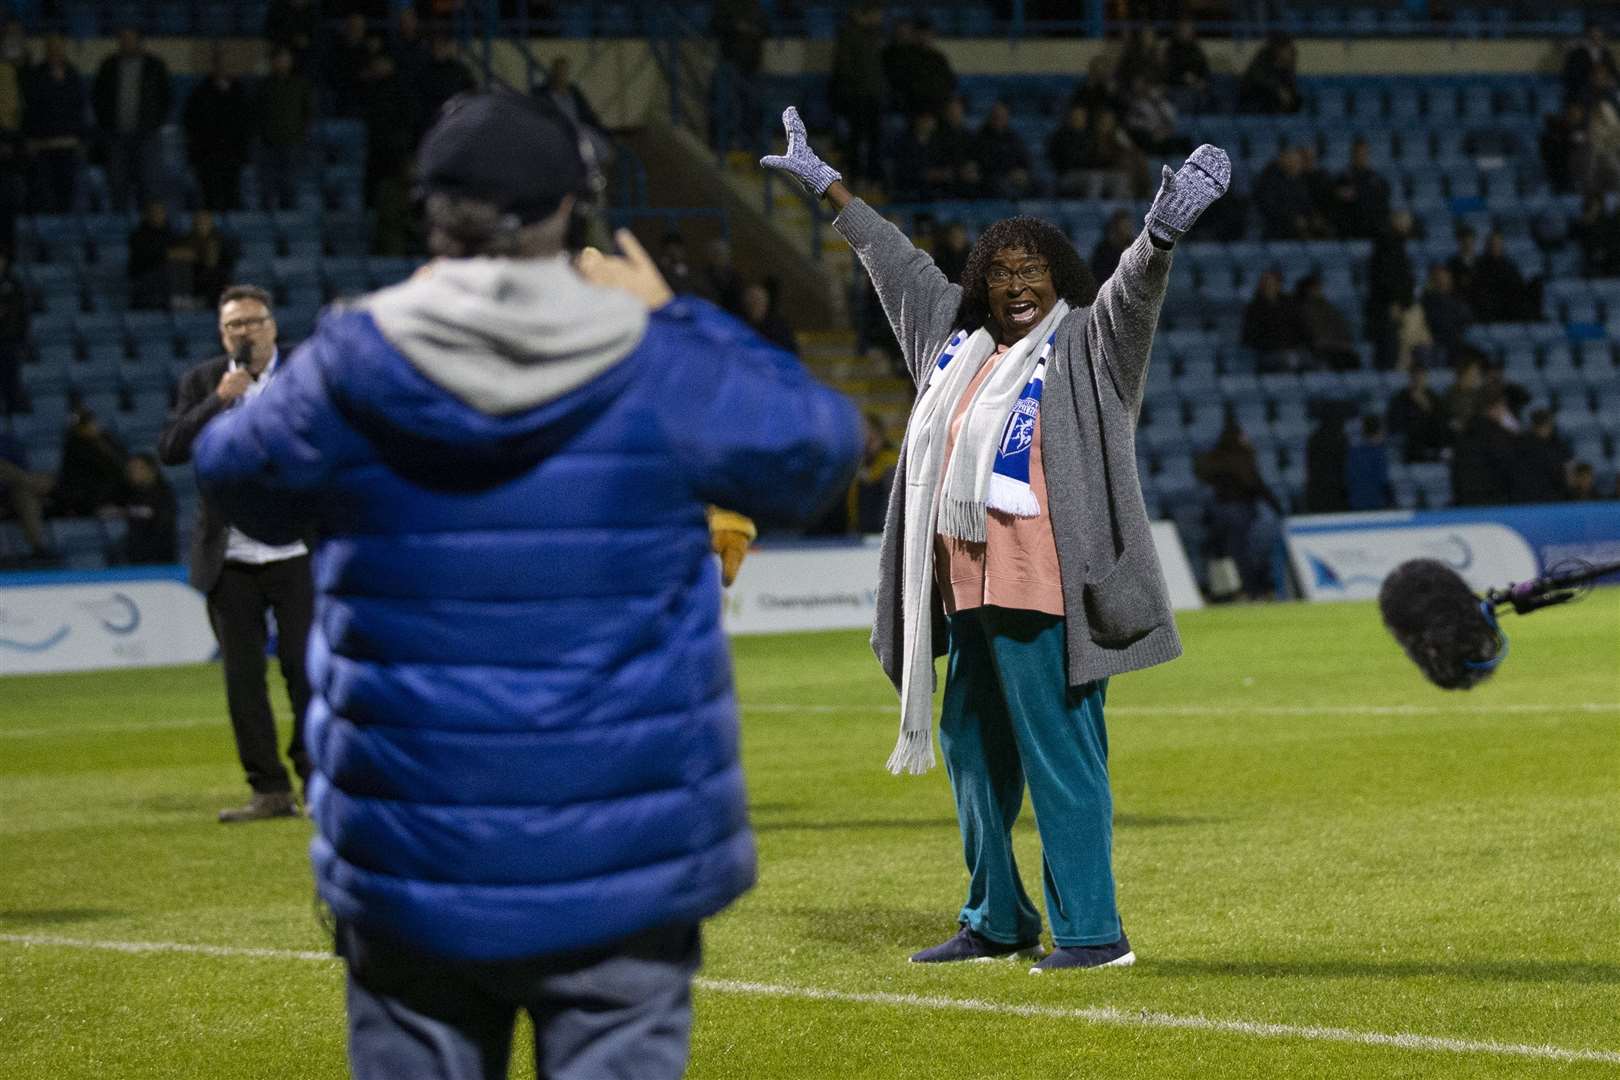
[935, 344, 1066, 617]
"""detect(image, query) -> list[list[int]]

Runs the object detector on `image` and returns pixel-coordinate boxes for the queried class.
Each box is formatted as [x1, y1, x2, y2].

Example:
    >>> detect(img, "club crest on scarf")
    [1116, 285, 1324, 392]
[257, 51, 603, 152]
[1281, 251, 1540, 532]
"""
[1000, 402, 1037, 458]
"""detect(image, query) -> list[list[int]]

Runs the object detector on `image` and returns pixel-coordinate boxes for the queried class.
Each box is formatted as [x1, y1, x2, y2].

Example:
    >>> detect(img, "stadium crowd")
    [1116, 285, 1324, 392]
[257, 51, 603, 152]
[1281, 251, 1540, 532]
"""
[6, 8, 1620, 581]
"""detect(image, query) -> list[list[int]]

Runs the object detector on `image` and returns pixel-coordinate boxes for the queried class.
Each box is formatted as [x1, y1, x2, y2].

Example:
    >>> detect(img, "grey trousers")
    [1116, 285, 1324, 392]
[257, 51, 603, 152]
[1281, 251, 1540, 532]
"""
[338, 919, 701, 1080]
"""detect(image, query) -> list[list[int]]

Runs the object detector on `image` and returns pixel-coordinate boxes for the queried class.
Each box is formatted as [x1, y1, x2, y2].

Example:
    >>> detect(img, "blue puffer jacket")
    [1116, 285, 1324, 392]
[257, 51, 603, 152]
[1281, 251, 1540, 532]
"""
[193, 256, 861, 961]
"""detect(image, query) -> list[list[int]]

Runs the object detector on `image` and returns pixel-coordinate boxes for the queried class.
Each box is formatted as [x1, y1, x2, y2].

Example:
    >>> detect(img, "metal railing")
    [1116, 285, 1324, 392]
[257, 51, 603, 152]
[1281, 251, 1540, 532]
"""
[647, 7, 827, 262]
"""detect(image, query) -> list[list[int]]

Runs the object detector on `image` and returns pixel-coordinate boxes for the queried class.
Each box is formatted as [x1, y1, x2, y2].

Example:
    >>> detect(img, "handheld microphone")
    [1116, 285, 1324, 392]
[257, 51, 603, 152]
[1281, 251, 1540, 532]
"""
[1483, 559, 1620, 615]
[1378, 557, 1620, 689]
[229, 341, 252, 371]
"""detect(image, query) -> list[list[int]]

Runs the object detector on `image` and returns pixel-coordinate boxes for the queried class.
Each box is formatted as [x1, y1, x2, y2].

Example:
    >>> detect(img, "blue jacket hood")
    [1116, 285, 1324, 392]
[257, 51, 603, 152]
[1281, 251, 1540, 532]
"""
[316, 255, 649, 484]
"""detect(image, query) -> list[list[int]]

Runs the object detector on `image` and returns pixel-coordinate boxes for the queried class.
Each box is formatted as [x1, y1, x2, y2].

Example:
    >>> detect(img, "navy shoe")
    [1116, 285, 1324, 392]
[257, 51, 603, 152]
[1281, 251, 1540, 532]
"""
[1029, 934, 1135, 973]
[910, 925, 1044, 964]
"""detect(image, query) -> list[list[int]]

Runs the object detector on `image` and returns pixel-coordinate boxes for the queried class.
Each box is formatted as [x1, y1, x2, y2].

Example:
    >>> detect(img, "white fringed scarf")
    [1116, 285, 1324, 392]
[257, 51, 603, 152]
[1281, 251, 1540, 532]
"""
[887, 300, 1069, 775]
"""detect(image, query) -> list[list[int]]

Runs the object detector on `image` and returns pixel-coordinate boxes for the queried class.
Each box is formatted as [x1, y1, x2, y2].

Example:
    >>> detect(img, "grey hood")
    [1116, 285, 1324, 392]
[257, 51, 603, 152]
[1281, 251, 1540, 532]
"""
[362, 254, 648, 416]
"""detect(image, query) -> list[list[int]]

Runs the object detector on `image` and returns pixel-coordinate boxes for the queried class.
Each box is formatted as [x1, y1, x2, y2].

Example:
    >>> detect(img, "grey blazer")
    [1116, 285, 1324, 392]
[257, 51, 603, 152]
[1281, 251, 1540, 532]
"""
[835, 199, 1183, 690]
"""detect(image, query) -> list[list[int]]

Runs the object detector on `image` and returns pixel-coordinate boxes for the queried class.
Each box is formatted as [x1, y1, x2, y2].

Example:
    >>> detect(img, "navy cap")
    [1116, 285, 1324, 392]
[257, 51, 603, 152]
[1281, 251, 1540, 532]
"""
[415, 91, 586, 224]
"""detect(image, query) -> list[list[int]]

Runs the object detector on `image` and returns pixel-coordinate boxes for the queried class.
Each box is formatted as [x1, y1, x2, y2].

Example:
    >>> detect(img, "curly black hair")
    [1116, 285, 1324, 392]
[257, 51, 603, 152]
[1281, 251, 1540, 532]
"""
[952, 216, 1098, 332]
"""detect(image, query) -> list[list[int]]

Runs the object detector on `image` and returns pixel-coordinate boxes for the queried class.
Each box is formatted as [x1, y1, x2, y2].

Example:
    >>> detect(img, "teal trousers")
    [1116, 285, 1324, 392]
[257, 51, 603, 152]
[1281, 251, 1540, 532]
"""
[939, 607, 1120, 947]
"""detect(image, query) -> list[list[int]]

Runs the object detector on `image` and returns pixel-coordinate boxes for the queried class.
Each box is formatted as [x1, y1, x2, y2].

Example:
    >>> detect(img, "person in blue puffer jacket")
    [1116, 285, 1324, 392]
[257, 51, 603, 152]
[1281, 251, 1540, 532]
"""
[191, 92, 862, 1080]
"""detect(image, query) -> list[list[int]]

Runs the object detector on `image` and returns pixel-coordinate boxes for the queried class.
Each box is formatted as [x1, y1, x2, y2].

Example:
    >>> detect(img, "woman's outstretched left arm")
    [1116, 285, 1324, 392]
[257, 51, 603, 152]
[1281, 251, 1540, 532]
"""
[1088, 145, 1230, 416]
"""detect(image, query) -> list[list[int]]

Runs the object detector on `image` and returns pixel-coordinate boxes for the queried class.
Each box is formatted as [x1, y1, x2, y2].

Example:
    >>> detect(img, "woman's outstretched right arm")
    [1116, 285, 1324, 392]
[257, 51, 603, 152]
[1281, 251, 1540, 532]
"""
[761, 108, 961, 386]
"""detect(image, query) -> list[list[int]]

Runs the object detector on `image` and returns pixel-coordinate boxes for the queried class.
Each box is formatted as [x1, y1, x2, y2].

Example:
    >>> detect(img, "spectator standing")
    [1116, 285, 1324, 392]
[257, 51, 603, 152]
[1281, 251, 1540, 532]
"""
[192, 95, 860, 1075]
[1197, 421, 1284, 600]
[1564, 22, 1620, 106]
[360, 54, 419, 255]
[325, 13, 371, 118]
[257, 46, 314, 212]
[1071, 55, 1118, 117]
[117, 452, 177, 564]
[23, 35, 86, 214]
[0, 428, 58, 565]
[0, 248, 26, 415]
[158, 284, 316, 823]
[891, 112, 946, 200]
[92, 27, 171, 212]
[1241, 267, 1305, 371]
[1090, 209, 1134, 284]
[1420, 264, 1473, 360]
[1254, 146, 1326, 240]
[183, 46, 253, 211]
[1330, 137, 1392, 240]
[655, 231, 699, 295]
[389, 7, 431, 92]
[1444, 349, 1488, 433]
[709, 0, 765, 152]
[1047, 104, 1093, 196]
[974, 101, 1032, 198]
[1566, 461, 1597, 500]
[1366, 210, 1417, 370]
[178, 209, 240, 307]
[883, 17, 956, 121]
[1472, 230, 1538, 323]
[1345, 415, 1391, 511]
[1385, 365, 1450, 462]
[421, 34, 475, 123]
[1575, 193, 1620, 276]
[934, 98, 983, 199]
[1541, 101, 1591, 193]
[933, 221, 972, 284]
[1081, 108, 1148, 197]
[0, 28, 21, 147]
[1451, 391, 1523, 506]
[536, 55, 602, 134]
[830, 1, 886, 190]
[264, 0, 318, 67]
[701, 238, 744, 314]
[1303, 409, 1350, 513]
[1521, 407, 1573, 502]
[1448, 225, 1479, 301]
[128, 199, 180, 310]
[1122, 75, 1189, 157]
[1117, 27, 1164, 88]
[741, 282, 798, 355]
[52, 404, 129, 516]
[1163, 18, 1210, 101]
[0, 28, 24, 235]
[1238, 33, 1301, 114]
[1295, 272, 1359, 370]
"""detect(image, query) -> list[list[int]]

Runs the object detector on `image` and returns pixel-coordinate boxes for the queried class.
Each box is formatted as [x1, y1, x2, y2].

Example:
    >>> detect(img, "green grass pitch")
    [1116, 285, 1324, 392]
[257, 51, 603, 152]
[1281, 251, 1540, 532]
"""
[2, 596, 1617, 1078]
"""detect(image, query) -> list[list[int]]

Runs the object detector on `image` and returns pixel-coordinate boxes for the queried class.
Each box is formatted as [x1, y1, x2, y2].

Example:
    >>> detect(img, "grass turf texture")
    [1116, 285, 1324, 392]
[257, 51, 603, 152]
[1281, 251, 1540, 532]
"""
[1, 597, 1617, 1078]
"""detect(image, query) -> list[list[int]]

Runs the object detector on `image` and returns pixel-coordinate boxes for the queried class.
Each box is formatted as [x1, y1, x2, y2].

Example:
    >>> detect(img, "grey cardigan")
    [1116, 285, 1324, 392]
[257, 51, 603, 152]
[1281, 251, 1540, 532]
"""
[836, 198, 1183, 690]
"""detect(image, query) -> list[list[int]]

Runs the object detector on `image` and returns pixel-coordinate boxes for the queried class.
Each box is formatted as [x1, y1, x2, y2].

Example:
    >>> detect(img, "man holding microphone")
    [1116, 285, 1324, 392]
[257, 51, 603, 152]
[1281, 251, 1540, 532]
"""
[191, 91, 861, 1079]
[159, 284, 313, 824]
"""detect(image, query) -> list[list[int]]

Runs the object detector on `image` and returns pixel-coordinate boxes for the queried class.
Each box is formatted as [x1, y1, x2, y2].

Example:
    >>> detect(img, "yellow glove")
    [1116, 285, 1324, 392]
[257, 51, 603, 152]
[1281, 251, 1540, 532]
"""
[707, 507, 757, 588]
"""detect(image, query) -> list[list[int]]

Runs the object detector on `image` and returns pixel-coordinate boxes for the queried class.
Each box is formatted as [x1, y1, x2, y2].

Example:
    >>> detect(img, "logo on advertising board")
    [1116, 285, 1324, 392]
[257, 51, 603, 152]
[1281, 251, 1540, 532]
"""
[0, 577, 215, 675]
[1286, 524, 1539, 602]
[0, 605, 70, 652]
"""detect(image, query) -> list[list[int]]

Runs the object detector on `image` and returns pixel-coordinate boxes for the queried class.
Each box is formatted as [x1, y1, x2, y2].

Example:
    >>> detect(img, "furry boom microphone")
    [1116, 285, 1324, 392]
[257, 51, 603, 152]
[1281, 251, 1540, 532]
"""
[1378, 558, 1620, 690]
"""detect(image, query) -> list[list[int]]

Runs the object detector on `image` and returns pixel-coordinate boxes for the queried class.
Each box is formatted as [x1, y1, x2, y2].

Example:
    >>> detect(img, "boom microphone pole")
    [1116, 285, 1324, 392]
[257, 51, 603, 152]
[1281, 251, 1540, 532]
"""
[1378, 557, 1620, 690]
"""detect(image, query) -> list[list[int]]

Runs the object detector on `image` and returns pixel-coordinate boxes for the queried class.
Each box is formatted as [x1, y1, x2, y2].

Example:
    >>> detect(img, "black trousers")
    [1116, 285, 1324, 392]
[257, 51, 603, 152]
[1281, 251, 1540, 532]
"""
[206, 556, 314, 794]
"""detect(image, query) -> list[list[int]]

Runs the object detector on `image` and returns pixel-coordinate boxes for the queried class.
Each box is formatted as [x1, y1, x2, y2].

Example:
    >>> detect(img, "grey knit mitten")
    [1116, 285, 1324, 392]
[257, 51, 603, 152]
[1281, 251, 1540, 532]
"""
[1144, 144, 1231, 244]
[759, 106, 843, 197]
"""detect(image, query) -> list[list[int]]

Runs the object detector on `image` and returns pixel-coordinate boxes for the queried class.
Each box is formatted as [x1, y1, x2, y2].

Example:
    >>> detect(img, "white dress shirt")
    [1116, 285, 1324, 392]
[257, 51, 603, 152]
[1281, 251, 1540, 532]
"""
[223, 349, 310, 565]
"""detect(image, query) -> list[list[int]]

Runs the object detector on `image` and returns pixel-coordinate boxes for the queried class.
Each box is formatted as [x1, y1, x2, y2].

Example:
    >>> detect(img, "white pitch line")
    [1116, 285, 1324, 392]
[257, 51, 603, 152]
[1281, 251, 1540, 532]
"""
[2, 932, 1616, 1066]
[0, 717, 219, 739]
[743, 702, 1620, 718]
[4, 701, 1617, 739]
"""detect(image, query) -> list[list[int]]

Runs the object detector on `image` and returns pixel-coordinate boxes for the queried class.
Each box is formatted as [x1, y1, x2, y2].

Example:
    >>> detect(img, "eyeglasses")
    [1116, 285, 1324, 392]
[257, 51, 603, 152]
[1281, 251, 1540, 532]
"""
[985, 263, 1050, 288]
[221, 316, 271, 332]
